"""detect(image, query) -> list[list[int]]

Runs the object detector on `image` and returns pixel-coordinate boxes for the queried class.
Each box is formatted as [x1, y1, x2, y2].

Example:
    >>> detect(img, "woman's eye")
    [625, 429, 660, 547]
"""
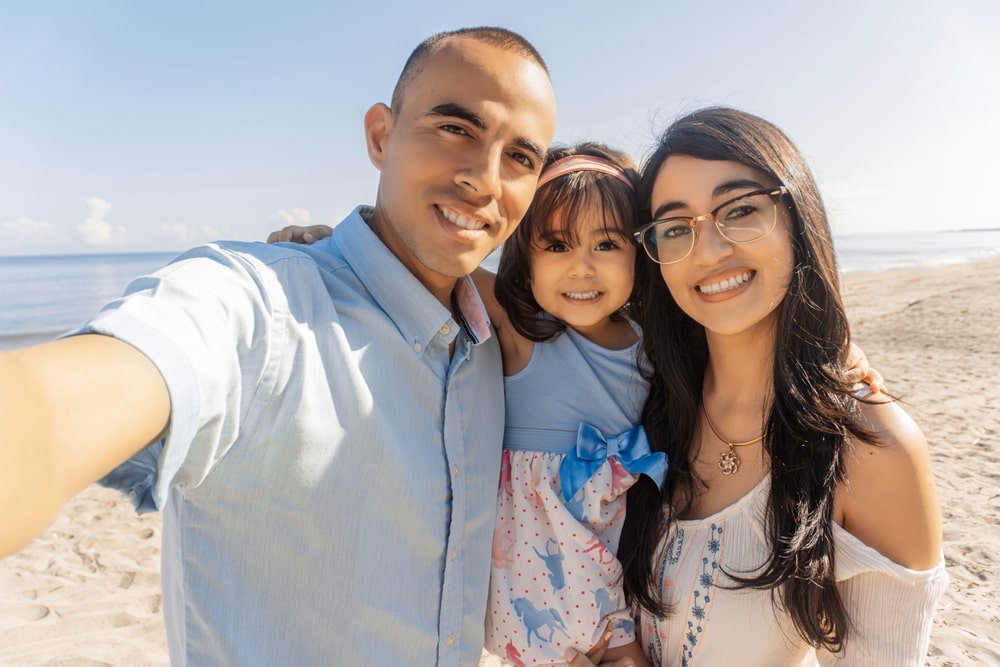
[724, 204, 757, 220]
[661, 224, 691, 240]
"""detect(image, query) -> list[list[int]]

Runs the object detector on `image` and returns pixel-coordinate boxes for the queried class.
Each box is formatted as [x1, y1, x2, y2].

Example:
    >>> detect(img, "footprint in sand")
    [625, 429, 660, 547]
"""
[4, 603, 50, 622]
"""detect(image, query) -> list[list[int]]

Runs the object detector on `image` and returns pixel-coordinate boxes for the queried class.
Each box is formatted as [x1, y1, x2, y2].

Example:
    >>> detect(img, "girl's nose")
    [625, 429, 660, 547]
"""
[569, 251, 596, 278]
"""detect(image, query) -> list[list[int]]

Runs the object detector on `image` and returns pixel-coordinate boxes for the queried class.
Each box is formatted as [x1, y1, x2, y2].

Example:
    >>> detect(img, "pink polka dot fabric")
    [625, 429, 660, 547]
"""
[484, 450, 638, 665]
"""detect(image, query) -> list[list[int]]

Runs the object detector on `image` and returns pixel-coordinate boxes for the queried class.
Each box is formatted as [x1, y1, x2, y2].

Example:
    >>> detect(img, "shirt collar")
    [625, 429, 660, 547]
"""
[333, 206, 493, 350]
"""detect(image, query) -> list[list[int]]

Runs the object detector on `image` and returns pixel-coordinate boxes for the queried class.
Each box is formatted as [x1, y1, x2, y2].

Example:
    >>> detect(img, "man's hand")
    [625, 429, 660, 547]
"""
[846, 342, 885, 395]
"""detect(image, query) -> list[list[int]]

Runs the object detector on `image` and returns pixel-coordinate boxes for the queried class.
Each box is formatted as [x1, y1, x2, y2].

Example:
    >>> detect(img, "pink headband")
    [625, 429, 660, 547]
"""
[536, 155, 634, 191]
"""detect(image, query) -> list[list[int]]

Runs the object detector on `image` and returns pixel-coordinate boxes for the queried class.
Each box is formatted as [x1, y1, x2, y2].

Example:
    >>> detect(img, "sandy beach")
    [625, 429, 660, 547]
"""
[1, 257, 998, 666]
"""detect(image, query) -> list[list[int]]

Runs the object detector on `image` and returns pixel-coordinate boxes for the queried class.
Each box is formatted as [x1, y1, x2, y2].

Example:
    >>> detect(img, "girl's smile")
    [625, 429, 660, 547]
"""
[529, 210, 637, 346]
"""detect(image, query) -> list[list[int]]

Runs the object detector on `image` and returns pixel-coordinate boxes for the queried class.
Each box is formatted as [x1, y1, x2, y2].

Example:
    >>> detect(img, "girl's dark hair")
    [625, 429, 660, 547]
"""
[620, 107, 873, 652]
[495, 141, 644, 341]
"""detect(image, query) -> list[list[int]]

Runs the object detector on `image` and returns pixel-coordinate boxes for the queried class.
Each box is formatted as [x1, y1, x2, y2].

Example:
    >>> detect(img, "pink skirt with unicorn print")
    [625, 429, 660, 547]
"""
[483, 448, 639, 666]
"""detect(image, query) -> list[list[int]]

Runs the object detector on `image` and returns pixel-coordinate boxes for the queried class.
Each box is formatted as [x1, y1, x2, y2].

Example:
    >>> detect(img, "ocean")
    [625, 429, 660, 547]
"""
[2, 229, 999, 350]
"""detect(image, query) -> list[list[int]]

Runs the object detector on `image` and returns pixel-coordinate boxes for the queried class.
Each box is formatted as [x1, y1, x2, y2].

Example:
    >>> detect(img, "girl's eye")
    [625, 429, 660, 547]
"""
[596, 239, 620, 251]
[545, 242, 569, 253]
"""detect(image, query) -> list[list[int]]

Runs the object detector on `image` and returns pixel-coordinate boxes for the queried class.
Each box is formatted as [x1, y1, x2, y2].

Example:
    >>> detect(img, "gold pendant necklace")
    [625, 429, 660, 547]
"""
[702, 405, 763, 475]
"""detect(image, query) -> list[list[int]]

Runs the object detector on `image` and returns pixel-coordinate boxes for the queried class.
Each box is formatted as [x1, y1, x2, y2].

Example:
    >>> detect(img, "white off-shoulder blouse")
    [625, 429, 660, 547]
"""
[637, 476, 949, 666]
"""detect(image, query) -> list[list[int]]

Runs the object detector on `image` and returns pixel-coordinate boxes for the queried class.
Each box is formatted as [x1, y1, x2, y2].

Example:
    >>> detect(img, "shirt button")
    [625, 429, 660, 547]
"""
[412, 342, 422, 353]
[450, 549, 458, 561]
[452, 464, 459, 477]
[439, 324, 450, 335]
[445, 634, 455, 648]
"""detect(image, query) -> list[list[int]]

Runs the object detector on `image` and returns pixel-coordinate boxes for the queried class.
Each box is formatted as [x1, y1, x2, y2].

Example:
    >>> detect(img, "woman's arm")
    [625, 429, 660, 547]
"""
[837, 398, 942, 569]
[822, 400, 947, 665]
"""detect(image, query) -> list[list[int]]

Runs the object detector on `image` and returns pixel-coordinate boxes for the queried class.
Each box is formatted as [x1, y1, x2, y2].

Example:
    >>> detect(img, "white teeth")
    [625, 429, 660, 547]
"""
[441, 207, 486, 231]
[565, 291, 599, 300]
[698, 271, 753, 295]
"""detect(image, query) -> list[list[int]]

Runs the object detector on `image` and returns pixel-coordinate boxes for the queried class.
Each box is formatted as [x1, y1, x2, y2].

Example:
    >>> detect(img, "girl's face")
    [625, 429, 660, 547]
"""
[649, 155, 794, 338]
[529, 208, 636, 343]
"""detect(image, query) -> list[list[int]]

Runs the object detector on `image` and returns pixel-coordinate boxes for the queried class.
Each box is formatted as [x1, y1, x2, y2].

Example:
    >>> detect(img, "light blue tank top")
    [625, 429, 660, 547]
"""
[503, 320, 648, 454]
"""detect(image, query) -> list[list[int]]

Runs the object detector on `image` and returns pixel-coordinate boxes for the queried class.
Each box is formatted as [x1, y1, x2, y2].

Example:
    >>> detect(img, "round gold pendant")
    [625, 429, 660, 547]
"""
[719, 447, 741, 475]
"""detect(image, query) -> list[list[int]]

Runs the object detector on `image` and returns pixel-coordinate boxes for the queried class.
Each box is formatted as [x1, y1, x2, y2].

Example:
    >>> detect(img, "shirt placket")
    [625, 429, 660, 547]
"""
[437, 326, 469, 667]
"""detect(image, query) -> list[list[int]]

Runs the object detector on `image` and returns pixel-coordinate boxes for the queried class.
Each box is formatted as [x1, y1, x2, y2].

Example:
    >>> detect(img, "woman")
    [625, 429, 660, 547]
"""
[570, 107, 947, 666]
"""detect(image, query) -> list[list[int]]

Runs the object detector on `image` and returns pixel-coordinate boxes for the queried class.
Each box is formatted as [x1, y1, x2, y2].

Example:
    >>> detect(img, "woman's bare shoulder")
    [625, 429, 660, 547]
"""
[837, 398, 943, 570]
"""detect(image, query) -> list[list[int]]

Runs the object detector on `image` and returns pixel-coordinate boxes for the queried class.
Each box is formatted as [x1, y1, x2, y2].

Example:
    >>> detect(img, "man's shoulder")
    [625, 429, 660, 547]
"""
[169, 239, 344, 281]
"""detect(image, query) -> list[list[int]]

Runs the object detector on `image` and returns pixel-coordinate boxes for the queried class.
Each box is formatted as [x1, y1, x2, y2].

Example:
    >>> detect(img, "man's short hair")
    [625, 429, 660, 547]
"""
[389, 27, 548, 114]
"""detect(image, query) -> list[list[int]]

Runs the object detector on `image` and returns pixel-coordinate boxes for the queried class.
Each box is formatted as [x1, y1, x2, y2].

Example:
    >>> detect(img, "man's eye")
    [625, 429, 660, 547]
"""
[510, 151, 534, 168]
[440, 124, 468, 136]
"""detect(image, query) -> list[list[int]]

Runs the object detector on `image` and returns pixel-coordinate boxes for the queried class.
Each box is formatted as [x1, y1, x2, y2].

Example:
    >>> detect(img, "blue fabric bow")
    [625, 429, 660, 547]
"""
[559, 423, 667, 502]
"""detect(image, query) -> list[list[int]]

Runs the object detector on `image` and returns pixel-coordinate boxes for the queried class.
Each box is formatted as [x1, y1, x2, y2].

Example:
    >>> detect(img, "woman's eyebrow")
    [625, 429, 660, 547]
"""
[651, 178, 770, 220]
[712, 178, 767, 198]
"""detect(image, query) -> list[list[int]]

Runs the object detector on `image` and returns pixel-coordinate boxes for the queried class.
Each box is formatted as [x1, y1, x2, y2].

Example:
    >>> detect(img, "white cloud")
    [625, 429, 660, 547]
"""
[0, 216, 65, 246]
[78, 197, 127, 246]
[277, 208, 313, 226]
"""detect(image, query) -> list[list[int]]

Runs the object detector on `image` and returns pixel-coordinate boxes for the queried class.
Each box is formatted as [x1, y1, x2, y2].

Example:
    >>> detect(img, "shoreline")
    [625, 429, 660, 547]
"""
[1, 257, 998, 665]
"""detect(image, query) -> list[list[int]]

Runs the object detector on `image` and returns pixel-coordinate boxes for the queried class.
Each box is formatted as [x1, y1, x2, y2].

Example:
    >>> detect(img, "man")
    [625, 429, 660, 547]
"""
[0, 27, 557, 665]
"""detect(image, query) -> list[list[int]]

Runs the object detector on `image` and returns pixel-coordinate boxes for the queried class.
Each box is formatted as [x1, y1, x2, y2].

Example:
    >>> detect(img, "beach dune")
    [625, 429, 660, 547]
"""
[1, 258, 998, 665]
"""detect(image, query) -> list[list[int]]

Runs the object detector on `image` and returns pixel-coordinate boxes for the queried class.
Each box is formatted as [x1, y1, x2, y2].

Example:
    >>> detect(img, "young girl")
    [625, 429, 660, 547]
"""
[598, 107, 947, 666]
[477, 142, 659, 666]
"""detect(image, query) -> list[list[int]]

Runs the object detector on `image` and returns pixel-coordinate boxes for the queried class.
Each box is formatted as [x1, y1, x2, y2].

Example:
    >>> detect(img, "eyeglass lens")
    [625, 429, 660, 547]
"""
[641, 190, 778, 264]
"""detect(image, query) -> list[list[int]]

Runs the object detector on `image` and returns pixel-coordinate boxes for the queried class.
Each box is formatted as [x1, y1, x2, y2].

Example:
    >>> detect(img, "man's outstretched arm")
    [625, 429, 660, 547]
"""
[0, 334, 170, 557]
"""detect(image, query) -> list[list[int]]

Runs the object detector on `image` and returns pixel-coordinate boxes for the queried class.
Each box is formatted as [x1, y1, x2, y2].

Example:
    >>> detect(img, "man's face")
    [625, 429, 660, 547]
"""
[365, 37, 557, 301]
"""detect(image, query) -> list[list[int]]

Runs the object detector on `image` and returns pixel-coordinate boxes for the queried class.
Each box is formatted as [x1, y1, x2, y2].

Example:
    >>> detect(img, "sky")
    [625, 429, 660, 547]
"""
[1, 1, 997, 256]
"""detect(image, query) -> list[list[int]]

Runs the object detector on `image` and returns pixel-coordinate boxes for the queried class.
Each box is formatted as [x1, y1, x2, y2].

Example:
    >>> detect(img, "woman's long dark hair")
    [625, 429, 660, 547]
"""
[495, 142, 644, 341]
[619, 107, 874, 652]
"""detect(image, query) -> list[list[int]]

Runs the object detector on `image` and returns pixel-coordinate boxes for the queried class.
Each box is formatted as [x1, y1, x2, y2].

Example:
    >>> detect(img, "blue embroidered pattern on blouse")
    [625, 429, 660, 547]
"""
[666, 526, 685, 565]
[680, 523, 723, 667]
[647, 527, 686, 663]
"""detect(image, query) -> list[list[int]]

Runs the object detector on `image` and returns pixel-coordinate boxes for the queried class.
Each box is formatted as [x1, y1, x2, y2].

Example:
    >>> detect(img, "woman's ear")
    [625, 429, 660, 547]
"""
[364, 103, 392, 171]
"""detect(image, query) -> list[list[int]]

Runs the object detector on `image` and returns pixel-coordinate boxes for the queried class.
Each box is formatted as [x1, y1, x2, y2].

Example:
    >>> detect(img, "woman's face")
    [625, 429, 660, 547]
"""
[649, 155, 794, 338]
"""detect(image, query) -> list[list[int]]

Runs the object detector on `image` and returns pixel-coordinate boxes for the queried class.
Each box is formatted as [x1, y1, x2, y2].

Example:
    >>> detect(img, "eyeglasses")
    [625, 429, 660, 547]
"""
[633, 186, 787, 265]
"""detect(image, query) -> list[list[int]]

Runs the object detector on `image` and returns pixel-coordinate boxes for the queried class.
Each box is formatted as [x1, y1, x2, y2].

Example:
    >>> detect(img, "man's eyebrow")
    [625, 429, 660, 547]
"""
[429, 103, 486, 129]
[514, 138, 546, 166]
[428, 103, 546, 165]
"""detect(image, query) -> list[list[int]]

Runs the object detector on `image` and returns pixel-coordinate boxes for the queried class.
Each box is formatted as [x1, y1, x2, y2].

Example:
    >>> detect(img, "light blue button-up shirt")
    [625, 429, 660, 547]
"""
[85, 206, 504, 665]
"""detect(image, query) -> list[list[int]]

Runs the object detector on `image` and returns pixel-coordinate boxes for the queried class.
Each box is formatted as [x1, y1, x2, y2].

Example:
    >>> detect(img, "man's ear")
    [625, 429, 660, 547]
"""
[364, 103, 392, 171]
